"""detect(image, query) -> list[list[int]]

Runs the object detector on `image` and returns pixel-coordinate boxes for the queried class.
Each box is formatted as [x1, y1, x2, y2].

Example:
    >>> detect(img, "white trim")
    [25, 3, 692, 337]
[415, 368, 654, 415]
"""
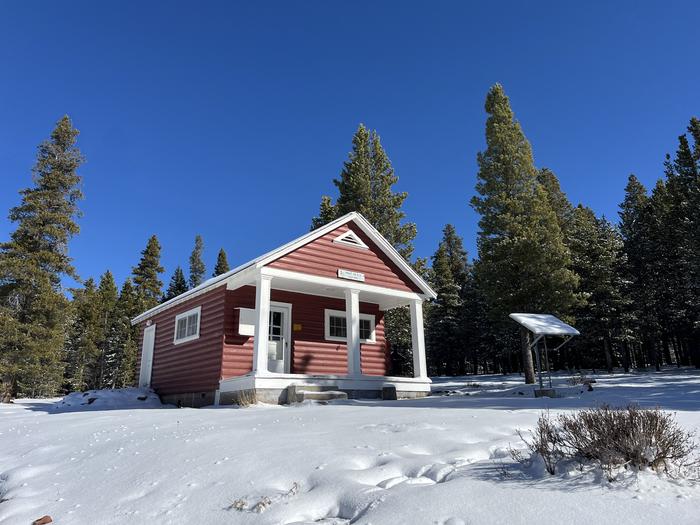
[173, 306, 201, 345]
[410, 299, 427, 379]
[132, 212, 436, 325]
[252, 273, 273, 375]
[324, 309, 376, 343]
[138, 324, 156, 388]
[261, 267, 424, 302]
[269, 301, 293, 374]
[345, 289, 361, 377]
[333, 230, 369, 249]
[219, 372, 431, 394]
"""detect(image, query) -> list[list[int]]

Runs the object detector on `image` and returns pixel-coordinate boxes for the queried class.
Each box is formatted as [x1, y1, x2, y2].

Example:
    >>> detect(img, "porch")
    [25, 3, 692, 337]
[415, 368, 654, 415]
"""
[217, 266, 431, 404]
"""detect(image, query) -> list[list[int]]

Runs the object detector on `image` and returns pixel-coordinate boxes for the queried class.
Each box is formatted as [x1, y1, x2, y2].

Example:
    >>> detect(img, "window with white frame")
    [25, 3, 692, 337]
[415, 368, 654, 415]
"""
[173, 306, 201, 344]
[324, 309, 375, 343]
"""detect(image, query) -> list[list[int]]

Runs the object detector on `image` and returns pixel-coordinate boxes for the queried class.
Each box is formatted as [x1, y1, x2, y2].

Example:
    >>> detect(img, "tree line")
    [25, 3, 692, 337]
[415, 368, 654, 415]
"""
[311, 85, 698, 380]
[424, 85, 699, 379]
[1, 84, 698, 398]
[0, 117, 233, 398]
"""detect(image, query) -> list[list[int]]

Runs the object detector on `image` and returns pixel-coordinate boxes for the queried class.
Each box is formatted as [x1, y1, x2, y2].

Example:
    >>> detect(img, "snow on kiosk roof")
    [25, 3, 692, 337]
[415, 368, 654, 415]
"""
[509, 313, 580, 336]
[509, 313, 579, 392]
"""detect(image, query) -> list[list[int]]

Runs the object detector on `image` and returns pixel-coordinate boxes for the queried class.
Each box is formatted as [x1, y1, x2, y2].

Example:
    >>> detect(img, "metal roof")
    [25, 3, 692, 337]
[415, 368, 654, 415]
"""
[509, 313, 580, 336]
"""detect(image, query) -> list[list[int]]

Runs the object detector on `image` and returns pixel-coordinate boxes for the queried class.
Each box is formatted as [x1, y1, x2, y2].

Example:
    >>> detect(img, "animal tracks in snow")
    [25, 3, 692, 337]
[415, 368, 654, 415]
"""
[375, 462, 456, 489]
[360, 422, 448, 433]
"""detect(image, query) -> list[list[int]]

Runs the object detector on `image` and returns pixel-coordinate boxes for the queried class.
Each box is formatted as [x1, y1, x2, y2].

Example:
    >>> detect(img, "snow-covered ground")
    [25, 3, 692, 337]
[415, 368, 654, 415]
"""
[1, 369, 699, 525]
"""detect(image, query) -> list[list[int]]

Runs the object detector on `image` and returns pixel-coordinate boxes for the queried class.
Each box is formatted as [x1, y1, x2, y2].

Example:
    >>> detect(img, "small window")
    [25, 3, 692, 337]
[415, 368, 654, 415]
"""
[173, 306, 201, 344]
[324, 309, 375, 343]
[333, 230, 369, 249]
[359, 318, 372, 341]
[329, 314, 347, 339]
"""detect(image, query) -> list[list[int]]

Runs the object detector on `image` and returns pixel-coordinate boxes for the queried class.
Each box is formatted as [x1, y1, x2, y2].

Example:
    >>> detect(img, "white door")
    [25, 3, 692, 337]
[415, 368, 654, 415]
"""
[139, 324, 156, 388]
[267, 304, 291, 373]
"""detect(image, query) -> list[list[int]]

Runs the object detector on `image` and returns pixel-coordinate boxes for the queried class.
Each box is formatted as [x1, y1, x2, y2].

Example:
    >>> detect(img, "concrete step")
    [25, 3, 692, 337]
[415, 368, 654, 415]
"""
[287, 384, 346, 403]
[297, 390, 348, 402]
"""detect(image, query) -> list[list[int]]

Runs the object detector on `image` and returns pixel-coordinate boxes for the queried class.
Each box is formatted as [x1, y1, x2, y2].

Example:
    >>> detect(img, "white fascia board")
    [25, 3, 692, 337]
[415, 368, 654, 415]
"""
[253, 212, 360, 269]
[345, 215, 437, 299]
[131, 280, 227, 325]
[130, 265, 257, 325]
[260, 267, 425, 302]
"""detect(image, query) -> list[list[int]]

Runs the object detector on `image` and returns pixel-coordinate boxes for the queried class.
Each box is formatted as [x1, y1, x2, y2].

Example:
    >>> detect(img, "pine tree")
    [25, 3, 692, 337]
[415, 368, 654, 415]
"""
[438, 224, 470, 285]
[618, 175, 663, 369]
[471, 85, 578, 384]
[163, 266, 188, 301]
[311, 124, 420, 372]
[132, 235, 164, 311]
[188, 235, 206, 288]
[0, 116, 84, 399]
[104, 279, 141, 388]
[94, 271, 118, 387]
[567, 207, 628, 372]
[312, 124, 417, 258]
[311, 196, 338, 230]
[659, 121, 700, 366]
[538, 168, 575, 235]
[213, 248, 231, 277]
[460, 267, 493, 374]
[426, 225, 470, 375]
[63, 278, 102, 391]
[428, 245, 459, 369]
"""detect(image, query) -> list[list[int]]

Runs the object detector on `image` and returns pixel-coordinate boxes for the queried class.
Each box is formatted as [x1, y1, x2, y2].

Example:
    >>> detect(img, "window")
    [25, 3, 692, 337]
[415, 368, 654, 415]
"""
[173, 306, 201, 344]
[328, 314, 347, 339]
[324, 309, 375, 343]
[359, 318, 372, 341]
[333, 230, 369, 249]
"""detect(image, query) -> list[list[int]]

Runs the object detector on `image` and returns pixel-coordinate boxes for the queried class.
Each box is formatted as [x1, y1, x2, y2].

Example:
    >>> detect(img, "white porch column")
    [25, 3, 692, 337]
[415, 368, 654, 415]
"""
[252, 273, 273, 375]
[410, 299, 427, 378]
[345, 288, 362, 377]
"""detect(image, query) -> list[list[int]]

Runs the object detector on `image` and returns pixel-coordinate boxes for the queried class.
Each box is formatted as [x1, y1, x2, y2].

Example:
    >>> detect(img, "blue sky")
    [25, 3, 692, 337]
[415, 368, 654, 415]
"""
[1, 1, 698, 288]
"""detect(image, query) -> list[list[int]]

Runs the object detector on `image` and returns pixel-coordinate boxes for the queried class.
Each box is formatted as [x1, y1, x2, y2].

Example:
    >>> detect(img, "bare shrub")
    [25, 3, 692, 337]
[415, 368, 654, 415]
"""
[518, 406, 697, 479]
[559, 405, 697, 475]
[516, 411, 564, 475]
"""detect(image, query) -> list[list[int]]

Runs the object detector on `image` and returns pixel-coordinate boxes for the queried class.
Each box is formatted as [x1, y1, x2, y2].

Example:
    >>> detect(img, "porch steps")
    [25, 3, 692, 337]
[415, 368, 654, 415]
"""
[287, 384, 348, 403]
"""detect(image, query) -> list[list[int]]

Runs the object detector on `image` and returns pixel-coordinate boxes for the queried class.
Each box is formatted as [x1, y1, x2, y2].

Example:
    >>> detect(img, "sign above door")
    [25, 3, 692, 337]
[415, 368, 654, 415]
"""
[337, 269, 365, 282]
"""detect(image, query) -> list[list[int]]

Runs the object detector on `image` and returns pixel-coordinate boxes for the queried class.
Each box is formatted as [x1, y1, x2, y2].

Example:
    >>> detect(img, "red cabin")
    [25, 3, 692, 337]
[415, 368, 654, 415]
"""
[132, 213, 436, 406]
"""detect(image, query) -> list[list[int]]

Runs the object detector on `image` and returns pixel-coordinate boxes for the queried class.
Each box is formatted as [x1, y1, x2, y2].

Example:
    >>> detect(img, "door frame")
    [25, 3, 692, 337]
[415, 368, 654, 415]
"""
[269, 301, 292, 373]
[139, 323, 156, 388]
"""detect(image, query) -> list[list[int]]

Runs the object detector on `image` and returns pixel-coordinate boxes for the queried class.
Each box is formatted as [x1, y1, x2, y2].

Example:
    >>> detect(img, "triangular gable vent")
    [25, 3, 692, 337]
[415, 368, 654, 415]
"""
[333, 230, 369, 249]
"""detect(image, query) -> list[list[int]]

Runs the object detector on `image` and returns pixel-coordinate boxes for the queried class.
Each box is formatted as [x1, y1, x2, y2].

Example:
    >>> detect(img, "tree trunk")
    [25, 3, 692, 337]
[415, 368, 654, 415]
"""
[661, 332, 672, 365]
[691, 334, 700, 369]
[622, 340, 630, 373]
[603, 336, 613, 373]
[519, 328, 536, 384]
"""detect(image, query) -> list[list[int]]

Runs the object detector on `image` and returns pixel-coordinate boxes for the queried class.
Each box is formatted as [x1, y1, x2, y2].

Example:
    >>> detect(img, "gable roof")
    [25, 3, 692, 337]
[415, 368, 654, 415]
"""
[131, 212, 437, 324]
